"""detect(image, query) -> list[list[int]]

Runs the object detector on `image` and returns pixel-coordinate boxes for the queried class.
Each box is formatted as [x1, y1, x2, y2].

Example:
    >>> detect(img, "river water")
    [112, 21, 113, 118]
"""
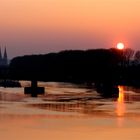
[0, 82, 139, 140]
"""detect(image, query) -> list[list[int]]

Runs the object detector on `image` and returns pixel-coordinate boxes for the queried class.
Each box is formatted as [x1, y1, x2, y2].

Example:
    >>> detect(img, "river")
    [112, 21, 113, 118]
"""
[0, 82, 139, 140]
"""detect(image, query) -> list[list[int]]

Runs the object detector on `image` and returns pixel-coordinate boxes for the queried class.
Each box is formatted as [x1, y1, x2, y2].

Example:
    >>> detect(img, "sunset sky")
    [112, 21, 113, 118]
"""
[0, 0, 140, 58]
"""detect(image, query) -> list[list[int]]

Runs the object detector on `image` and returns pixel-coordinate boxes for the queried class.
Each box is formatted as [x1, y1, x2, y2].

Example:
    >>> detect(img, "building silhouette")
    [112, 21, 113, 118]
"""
[0, 47, 8, 66]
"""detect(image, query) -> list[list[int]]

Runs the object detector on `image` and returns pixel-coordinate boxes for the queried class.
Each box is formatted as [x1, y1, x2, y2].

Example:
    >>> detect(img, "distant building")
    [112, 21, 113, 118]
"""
[0, 47, 8, 66]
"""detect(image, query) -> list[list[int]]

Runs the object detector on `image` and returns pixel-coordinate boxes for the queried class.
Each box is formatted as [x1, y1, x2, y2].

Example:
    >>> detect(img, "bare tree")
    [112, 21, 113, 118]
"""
[134, 50, 140, 64]
[123, 48, 135, 66]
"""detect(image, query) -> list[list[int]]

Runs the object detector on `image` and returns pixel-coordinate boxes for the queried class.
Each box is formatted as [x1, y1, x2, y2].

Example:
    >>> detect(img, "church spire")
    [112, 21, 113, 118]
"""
[4, 47, 7, 60]
[0, 46, 8, 66]
[0, 47, 2, 60]
[3, 46, 8, 66]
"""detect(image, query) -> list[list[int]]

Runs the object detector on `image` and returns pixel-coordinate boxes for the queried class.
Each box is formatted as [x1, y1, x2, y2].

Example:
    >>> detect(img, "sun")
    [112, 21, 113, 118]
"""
[117, 43, 124, 50]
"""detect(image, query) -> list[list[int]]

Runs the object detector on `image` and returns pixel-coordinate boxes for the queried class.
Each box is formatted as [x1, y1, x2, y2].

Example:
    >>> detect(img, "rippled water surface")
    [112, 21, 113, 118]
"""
[0, 82, 139, 140]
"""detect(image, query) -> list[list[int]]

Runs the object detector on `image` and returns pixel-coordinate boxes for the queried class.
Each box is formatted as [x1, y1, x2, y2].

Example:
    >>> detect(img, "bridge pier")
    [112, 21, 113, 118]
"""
[24, 80, 45, 97]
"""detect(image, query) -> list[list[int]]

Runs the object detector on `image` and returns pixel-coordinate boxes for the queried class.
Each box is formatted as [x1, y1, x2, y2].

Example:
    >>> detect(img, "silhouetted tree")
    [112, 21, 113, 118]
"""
[134, 50, 140, 64]
[123, 48, 135, 66]
[9, 49, 121, 83]
[8, 48, 140, 87]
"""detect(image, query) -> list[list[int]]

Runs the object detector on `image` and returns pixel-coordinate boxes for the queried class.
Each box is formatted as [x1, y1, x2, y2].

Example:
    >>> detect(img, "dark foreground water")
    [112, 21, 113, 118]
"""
[0, 82, 139, 140]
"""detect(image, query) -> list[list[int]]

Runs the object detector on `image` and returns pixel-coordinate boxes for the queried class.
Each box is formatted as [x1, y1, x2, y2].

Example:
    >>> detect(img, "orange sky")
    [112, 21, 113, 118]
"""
[0, 0, 140, 58]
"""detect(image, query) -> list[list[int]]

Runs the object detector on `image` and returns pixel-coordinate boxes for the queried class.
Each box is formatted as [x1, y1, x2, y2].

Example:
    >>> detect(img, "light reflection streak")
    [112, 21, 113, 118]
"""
[116, 86, 125, 126]
[116, 86, 125, 117]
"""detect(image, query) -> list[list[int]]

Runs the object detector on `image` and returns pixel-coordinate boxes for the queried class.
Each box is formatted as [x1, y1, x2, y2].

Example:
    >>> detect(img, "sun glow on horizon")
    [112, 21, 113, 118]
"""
[117, 43, 125, 50]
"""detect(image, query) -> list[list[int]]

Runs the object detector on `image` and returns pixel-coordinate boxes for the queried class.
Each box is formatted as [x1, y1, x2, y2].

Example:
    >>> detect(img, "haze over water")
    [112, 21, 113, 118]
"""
[0, 82, 140, 140]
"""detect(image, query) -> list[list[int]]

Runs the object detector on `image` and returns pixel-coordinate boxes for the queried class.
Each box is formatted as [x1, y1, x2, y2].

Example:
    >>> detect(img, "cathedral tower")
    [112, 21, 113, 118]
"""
[0, 47, 8, 66]
[0, 47, 2, 60]
[3, 47, 8, 65]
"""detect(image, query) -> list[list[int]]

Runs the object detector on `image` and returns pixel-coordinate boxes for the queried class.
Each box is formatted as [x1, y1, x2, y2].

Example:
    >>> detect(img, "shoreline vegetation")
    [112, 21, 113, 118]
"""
[0, 80, 21, 88]
[0, 48, 140, 96]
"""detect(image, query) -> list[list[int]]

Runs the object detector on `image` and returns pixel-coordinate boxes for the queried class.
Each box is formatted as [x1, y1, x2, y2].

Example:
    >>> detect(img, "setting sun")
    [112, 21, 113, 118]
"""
[117, 43, 124, 50]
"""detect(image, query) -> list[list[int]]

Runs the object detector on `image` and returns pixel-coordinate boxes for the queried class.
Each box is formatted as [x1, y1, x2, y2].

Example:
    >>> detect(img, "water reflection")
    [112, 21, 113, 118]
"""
[27, 102, 107, 116]
[0, 88, 24, 101]
[0, 82, 139, 120]
[95, 82, 119, 98]
[116, 86, 125, 127]
[116, 86, 125, 117]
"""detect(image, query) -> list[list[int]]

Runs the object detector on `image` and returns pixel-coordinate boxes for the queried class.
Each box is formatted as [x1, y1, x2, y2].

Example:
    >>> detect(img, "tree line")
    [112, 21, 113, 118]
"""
[8, 48, 140, 86]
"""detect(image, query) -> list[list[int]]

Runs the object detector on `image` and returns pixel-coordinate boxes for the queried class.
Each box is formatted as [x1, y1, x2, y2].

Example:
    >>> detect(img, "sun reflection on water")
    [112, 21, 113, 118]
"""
[116, 86, 125, 126]
[118, 86, 124, 103]
[116, 86, 125, 117]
